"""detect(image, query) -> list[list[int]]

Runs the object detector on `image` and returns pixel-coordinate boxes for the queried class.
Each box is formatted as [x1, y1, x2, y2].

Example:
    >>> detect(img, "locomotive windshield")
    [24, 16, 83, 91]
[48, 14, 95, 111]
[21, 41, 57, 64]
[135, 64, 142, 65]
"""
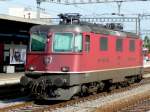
[53, 32, 82, 52]
[30, 32, 47, 51]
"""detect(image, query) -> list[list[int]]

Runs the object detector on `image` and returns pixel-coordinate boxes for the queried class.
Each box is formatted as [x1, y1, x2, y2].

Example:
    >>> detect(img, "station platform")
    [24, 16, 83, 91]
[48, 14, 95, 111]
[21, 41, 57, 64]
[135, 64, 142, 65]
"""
[143, 60, 150, 68]
[0, 72, 24, 86]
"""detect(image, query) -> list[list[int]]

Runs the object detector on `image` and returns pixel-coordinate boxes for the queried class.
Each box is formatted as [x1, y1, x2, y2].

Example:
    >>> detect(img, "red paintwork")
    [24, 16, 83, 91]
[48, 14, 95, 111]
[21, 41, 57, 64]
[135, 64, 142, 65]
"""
[25, 32, 143, 73]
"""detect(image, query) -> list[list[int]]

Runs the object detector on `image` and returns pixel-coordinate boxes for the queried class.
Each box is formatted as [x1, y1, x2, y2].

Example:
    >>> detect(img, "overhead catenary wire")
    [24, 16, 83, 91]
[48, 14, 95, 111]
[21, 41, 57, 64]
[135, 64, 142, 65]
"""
[37, 0, 150, 5]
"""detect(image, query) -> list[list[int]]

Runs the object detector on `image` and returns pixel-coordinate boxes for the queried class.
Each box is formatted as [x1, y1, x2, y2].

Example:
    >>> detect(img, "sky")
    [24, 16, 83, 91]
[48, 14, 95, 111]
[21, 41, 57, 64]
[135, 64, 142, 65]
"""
[0, 0, 150, 37]
[0, 0, 150, 17]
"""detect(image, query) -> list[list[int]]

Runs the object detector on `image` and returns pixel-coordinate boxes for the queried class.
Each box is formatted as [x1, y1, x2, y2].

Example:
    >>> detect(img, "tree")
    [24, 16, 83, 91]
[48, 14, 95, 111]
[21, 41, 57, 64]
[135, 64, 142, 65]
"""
[143, 36, 150, 52]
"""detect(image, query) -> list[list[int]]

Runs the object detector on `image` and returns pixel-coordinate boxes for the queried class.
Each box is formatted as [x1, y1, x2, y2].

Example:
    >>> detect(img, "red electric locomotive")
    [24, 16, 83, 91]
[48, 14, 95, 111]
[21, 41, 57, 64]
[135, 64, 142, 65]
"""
[20, 13, 143, 100]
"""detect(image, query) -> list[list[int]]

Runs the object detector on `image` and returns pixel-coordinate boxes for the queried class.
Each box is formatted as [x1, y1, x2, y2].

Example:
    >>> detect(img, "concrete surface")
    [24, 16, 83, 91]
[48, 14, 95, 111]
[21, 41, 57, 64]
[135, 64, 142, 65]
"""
[0, 72, 24, 85]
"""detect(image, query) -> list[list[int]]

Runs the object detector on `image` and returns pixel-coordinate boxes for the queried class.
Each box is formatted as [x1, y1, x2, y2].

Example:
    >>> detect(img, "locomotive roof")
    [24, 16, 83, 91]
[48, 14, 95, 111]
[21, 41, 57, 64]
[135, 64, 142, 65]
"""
[30, 24, 139, 38]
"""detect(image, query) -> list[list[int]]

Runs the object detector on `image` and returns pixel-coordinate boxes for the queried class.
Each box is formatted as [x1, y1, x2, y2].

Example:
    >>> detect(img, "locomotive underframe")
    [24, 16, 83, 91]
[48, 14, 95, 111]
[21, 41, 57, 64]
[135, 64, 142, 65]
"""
[21, 67, 143, 100]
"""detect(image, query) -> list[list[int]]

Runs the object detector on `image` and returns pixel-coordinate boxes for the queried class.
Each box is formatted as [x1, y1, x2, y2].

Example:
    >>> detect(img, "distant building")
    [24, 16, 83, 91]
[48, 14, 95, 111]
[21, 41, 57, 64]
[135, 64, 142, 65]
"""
[8, 7, 51, 19]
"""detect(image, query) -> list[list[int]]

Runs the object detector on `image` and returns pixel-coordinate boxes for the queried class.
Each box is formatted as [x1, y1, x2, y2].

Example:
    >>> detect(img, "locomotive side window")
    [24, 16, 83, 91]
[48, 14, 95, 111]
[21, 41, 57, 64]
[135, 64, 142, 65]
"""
[100, 37, 108, 51]
[116, 39, 123, 51]
[74, 34, 82, 52]
[129, 40, 135, 52]
[85, 35, 90, 52]
[31, 32, 47, 51]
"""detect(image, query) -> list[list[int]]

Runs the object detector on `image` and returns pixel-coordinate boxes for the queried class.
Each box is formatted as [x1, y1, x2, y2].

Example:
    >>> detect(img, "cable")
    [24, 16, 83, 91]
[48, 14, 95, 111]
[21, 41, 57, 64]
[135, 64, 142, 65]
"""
[39, 0, 150, 5]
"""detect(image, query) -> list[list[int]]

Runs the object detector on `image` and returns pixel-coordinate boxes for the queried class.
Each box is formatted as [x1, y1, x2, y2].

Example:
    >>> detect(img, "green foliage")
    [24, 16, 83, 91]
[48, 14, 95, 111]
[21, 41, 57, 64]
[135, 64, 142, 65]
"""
[143, 36, 150, 52]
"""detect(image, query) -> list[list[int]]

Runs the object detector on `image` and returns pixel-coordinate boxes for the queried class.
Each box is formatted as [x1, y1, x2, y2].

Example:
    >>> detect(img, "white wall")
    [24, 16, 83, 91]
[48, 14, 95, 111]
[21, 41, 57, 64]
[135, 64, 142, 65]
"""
[9, 7, 51, 19]
[9, 7, 25, 18]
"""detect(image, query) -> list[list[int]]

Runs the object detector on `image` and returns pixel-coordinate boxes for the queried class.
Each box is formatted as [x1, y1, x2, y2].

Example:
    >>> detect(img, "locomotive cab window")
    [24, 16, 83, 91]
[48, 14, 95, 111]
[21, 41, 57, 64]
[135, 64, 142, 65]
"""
[116, 39, 123, 52]
[100, 37, 108, 51]
[53, 32, 82, 52]
[31, 32, 47, 51]
[129, 40, 135, 52]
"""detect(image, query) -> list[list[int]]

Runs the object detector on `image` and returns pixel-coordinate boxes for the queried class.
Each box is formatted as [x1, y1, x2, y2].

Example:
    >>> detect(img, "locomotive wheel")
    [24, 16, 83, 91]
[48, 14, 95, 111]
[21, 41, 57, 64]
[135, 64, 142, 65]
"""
[127, 76, 137, 84]
[80, 85, 88, 96]
[103, 80, 113, 92]
[120, 81, 129, 88]
[71, 95, 79, 100]
[116, 83, 122, 89]
[108, 84, 116, 91]
[97, 82, 105, 93]
[135, 75, 142, 83]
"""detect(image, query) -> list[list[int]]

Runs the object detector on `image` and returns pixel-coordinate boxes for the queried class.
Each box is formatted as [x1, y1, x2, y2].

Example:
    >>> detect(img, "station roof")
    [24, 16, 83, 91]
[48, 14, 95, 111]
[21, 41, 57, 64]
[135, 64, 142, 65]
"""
[0, 14, 51, 41]
[0, 14, 50, 25]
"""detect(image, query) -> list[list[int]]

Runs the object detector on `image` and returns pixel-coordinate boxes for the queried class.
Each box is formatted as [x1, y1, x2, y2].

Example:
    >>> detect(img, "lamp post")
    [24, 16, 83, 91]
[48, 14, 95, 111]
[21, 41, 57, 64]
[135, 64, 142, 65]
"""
[36, 0, 41, 19]
[116, 1, 123, 16]
[137, 14, 141, 36]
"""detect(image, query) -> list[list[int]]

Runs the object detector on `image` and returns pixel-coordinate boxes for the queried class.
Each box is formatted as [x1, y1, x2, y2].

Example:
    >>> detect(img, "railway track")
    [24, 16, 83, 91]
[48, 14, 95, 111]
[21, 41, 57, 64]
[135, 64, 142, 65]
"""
[1, 67, 150, 112]
[0, 84, 28, 100]
[1, 78, 150, 112]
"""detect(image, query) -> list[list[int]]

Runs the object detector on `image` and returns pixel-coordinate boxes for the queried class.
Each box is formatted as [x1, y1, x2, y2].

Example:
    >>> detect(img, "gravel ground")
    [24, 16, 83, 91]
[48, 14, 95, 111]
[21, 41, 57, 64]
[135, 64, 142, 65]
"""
[119, 97, 150, 112]
[52, 83, 150, 112]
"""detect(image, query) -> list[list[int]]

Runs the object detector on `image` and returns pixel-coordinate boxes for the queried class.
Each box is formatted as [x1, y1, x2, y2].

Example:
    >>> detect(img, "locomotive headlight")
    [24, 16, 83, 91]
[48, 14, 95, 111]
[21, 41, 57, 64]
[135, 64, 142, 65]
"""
[29, 65, 35, 71]
[61, 66, 70, 72]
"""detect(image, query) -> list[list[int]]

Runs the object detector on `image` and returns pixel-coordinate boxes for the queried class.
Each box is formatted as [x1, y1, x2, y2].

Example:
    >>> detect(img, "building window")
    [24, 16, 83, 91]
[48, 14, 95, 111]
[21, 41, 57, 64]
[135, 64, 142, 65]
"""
[85, 35, 90, 52]
[129, 40, 135, 52]
[116, 39, 123, 51]
[100, 37, 108, 51]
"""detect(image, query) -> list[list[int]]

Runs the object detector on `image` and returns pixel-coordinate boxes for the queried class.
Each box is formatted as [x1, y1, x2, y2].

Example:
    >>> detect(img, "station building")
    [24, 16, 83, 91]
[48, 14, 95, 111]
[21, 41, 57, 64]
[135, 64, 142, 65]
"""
[0, 14, 50, 73]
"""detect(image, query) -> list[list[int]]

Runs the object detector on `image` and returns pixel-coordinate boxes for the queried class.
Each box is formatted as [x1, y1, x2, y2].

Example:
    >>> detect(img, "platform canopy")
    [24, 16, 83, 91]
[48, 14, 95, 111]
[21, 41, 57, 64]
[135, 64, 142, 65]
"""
[0, 14, 50, 40]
